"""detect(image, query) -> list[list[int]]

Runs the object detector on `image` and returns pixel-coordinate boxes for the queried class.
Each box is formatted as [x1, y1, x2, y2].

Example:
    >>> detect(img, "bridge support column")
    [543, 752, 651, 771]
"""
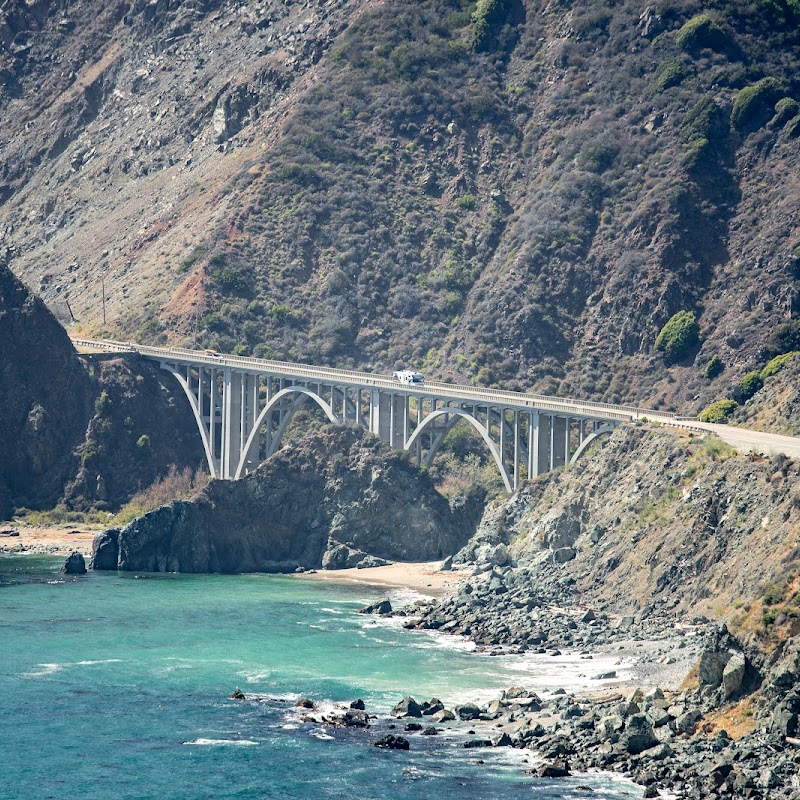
[553, 415, 567, 468]
[528, 411, 539, 479]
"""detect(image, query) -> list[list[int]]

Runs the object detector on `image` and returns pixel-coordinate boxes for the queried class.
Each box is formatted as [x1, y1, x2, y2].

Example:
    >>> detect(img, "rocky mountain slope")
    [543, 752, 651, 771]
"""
[93, 425, 484, 572]
[448, 425, 800, 626]
[0, 260, 203, 519]
[2, 0, 799, 413]
[0, 256, 92, 516]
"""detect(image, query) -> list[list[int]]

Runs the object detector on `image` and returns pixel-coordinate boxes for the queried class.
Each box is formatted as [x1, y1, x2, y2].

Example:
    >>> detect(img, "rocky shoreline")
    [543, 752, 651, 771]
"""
[258, 594, 800, 799]
[340, 559, 800, 799]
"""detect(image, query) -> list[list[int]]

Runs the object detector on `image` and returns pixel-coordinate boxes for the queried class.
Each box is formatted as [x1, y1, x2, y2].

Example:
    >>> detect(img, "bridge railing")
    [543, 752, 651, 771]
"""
[70, 337, 676, 423]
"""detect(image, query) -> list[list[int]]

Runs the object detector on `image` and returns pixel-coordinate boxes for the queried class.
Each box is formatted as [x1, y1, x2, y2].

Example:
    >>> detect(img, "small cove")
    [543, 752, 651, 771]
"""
[1, 555, 642, 800]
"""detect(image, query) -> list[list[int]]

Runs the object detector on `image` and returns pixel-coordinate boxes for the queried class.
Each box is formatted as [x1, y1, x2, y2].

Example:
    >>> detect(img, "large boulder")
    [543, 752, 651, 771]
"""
[61, 552, 87, 575]
[621, 714, 658, 754]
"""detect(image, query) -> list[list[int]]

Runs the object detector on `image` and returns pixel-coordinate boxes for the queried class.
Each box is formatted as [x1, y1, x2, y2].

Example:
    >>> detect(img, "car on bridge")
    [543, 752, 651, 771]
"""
[203, 349, 222, 358]
[392, 370, 425, 385]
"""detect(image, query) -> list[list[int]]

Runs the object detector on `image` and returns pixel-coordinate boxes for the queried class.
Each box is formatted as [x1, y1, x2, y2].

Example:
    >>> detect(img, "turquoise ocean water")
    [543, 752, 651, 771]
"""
[0, 556, 641, 800]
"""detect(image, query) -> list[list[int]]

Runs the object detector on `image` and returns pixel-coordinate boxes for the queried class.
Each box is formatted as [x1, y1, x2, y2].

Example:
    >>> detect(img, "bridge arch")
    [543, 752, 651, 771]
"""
[404, 408, 513, 493]
[569, 423, 615, 465]
[162, 364, 219, 479]
[234, 386, 338, 479]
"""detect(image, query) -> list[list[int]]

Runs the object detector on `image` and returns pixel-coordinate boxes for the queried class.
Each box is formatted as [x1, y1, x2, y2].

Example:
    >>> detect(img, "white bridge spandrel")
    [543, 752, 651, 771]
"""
[70, 337, 677, 492]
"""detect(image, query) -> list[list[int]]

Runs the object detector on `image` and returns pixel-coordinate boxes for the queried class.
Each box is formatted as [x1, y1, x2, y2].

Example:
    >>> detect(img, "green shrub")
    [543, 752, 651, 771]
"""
[698, 399, 738, 423]
[94, 390, 111, 415]
[704, 354, 723, 379]
[652, 57, 688, 93]
[655, 310, 700, 363]
[786, 116, 800, 138]
[682, 137, 709, 169]
[771, 97, 800, 128]
[455, 194, 477, 211]
[136, 434, 151, 449]
[472, 0, 510, 52]
[674, 14, 728, 51]
[761, 351, 798, 379]
[731, 77, 787, 132]
[201, 312, 226, 332]
[736, 370, 764, 401]
[213, 268, 250, 295]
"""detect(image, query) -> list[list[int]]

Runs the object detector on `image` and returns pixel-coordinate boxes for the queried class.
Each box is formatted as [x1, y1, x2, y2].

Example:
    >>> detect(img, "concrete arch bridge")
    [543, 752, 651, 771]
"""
[71, 339, 680, 493]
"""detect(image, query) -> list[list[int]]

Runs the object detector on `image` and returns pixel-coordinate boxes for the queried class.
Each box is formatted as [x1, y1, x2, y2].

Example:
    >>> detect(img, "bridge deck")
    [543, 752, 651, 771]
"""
[70, 337, 676, 423]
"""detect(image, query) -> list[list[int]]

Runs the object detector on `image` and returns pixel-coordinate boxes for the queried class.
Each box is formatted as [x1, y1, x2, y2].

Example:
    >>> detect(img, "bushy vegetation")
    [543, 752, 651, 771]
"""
[698, 398, 738, 423]
[107, 466, 208, 527]
[731, 77, 787, 132]
[761, 351, 797, 379]
[736, 370, 764, 401]
[674, 14, 729, 52]
[471, 0, 512, 52]
[655, 311, 700, 363]
[704, 354, 723, 379]
[652, 57, 688, 93]
[772, 320, 800, 354]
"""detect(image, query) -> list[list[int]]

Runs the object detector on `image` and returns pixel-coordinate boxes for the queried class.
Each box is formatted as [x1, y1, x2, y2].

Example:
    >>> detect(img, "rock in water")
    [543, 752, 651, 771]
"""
[61, 552, 87, 574]
[229, 689, 245, 700]
[392, 696, 422, 718]
[536, 760, 571, 778]
[372, 734, 410, 750]
[358, 599, 393, 615]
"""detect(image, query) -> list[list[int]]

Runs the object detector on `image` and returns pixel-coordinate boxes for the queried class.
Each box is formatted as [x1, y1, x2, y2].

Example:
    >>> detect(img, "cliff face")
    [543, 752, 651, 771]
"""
[1, 0, 798, 413]
[453, 425, 800, 620]
[93, 425, 484, 572]
[0, 260, 205, 518]
[63, 354, 205, 511]
[0, 260, 92, 516]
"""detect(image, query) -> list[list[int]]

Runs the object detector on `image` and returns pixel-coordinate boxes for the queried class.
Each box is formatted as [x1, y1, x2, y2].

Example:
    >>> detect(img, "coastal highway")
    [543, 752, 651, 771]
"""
[69, 337, 679, 424]
[684, 421, 800, 461]
[71, 337, 800, 461]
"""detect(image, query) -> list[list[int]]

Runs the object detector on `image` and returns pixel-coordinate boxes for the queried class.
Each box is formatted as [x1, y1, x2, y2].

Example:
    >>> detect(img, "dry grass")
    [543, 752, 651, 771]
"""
[699, 696, 758, 740]
[113, 466, 210, 526]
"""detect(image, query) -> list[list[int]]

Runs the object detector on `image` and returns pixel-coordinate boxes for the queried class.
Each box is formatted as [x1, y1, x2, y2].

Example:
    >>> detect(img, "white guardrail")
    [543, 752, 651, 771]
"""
[69, 337, 678, 423]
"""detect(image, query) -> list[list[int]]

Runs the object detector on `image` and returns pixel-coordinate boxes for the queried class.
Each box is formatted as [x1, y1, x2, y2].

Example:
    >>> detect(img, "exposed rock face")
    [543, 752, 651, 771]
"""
[0, 260, 92, 517]
[450, 426, 800, 616]
[0, 260, 205, 517]
[93, 426, 483, 573]
[62, 354, 205, 511]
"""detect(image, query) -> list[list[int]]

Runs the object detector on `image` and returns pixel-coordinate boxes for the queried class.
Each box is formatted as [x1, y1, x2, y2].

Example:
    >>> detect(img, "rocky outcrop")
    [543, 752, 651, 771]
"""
[61, 551, 87, 574]
[62, 354, 205, 511]
[449, 425, 800, 618]
[0, 260, 92, 517]
[93, 425, 483, 573]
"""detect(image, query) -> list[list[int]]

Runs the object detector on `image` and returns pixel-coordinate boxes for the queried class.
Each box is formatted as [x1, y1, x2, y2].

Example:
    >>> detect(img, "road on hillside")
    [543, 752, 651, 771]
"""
[685, 421, 800, 461]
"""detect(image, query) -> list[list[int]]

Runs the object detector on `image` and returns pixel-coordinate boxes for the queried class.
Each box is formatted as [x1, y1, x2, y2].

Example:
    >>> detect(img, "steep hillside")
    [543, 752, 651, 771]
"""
[451, 425, 800, 628]
[0, 261, 204, 519]
[2, 0, 799, 412]
[0, 258, 92, 516]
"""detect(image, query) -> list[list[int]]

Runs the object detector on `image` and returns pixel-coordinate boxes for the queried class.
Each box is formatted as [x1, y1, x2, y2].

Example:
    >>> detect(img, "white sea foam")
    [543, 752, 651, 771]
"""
[309, 730, 334, 741]
[21, 663, 63, 678]
[75, 659, 124, 666]
[182, 738, 258, 747]
[237, 669, 272, 683]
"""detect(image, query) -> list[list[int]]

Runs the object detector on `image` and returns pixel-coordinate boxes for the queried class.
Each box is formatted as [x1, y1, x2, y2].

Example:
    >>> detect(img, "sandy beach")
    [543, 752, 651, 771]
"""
[300, 560, 467, 597]
[0, 525, 96, 557]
